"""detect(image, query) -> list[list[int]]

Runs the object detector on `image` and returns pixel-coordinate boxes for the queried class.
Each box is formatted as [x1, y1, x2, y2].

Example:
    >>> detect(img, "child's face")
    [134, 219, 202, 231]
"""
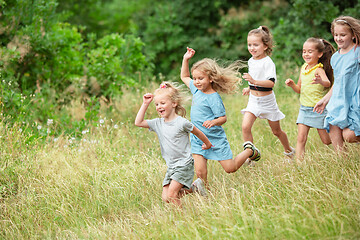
[247, 34, 268, 60]
[192, 69, 213, 93]
[333, 24, 355, 52]
[154, 93, 176, 119]
[302, 41, 323, 66]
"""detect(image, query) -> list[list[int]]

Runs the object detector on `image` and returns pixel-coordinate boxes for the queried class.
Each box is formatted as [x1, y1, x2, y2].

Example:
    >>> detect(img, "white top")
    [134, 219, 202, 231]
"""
[248, 56, 277, 87]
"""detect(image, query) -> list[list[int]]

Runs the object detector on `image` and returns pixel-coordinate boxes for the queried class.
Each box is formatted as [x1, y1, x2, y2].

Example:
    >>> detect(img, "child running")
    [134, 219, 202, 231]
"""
[135, 82, 212, 207]
[242, 25, 294, 159]
[314, 16, 360, 152]
[285, 37, 334, 160]
[181, 47, 261, 186]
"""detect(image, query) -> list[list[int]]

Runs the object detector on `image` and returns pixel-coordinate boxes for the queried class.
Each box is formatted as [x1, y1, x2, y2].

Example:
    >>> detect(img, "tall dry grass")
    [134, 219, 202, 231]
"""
[1, 83, 359, 239]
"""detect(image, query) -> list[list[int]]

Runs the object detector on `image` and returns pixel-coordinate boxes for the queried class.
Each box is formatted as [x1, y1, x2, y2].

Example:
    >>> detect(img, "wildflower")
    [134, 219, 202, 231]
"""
[37, 125, 42, 130]
[47, 119, 53, 125]
[114, 124, 119, 129]
[99, 119, 104, 124]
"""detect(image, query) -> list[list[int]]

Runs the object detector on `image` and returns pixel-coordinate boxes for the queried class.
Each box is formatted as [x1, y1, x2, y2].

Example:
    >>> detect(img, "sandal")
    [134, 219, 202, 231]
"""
[243, 141, 261, 161]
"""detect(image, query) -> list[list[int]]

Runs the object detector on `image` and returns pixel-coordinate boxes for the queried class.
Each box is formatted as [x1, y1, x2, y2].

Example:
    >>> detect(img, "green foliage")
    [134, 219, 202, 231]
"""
[272, 0, 339, 66]
[86, 33, 149, 97]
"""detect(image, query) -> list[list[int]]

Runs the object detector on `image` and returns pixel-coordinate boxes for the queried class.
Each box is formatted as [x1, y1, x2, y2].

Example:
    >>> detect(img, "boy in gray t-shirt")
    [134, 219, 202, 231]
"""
[135, 82, 212, 207]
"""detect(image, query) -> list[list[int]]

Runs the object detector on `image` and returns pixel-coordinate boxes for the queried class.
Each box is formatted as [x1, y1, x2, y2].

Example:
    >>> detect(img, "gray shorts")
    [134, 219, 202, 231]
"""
[162, 164, 194, 189]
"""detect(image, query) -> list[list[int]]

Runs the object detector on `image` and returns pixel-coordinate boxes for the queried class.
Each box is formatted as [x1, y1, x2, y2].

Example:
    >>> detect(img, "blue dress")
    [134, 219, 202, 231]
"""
[189, 80, 233, 160]
[325, 46, 360, 136]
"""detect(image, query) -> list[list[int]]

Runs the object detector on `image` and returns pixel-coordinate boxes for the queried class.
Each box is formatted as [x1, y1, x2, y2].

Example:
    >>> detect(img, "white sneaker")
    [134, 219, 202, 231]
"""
[284, 147, 295, 158]
[191, 178, 207, 197]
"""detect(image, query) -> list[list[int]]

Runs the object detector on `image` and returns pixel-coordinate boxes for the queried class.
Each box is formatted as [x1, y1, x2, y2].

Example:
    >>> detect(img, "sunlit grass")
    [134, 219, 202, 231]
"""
[1, 82, 360, 239]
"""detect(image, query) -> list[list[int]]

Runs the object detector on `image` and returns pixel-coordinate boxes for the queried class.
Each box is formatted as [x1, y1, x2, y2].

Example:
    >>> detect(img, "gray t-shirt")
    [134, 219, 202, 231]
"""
[147, 116, 194, 168]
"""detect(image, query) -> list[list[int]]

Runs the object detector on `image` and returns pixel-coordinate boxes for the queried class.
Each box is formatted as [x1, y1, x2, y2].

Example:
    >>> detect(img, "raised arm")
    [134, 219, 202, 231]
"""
[191, 126, 212, 150]
[180, 47, 195, 88]
[134, 93, 154, 128]
[312, 68, 331, 88]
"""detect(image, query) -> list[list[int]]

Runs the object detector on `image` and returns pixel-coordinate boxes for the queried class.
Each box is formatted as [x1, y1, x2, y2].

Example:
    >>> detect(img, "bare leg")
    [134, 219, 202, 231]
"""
[268, 120, 292, 153]
[218, 149, 254, 173]
[343, 128, 360, 143]
[193, 154, 208, 184]
[242, 112, 257, 143]
[162, 180, 184, 207]
[296, 124, 310, 160]
[317, 129, 331, 145]
[329, 124, 344, 152]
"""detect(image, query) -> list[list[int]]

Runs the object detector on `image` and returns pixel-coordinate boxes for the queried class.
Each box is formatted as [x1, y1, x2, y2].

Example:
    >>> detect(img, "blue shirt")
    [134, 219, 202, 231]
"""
[189, 80, 233, 160]
[325, 46, 360, 136]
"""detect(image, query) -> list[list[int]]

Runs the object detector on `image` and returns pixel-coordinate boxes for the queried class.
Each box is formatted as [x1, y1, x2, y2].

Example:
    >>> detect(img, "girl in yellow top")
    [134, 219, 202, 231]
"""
[285, 37, 335, 160]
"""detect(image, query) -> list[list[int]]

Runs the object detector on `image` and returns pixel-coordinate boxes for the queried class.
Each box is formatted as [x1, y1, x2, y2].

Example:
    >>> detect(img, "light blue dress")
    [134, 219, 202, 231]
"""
[189, 80, 233, 160]
[325, 46, 360, 136]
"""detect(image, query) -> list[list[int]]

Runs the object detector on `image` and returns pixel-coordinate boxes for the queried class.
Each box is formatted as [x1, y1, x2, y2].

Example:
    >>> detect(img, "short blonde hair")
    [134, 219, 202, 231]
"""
[191, 58, 244, 94]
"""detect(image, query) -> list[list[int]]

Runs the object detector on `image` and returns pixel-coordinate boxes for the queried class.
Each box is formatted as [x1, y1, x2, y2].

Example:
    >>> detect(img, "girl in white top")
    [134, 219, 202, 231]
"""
[242, 26, 294, 158]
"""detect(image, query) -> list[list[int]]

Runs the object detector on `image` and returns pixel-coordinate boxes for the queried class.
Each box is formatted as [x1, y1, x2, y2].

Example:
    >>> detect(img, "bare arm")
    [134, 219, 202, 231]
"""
[285, 76, 301, 94]
[191, 126, 212, 150]
[313, 87, 333, 114]
[242, 73, 275, 88]
[180, 47, 195, 88]
[312, 68, 331, 88]
[134, 93, 154, 128]
[203, 115, 227, 129]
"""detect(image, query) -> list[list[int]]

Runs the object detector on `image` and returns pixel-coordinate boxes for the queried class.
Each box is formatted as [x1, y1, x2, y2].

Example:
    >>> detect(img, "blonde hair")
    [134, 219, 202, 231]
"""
[331, 16, 360, 47]
[191, 58, 244, 94]
[248, 25, 274, 56]
[154, 82, 188, 117]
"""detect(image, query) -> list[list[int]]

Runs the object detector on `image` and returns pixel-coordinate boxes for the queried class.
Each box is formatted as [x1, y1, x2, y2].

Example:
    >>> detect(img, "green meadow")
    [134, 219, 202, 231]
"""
[1, 82, 359, 239]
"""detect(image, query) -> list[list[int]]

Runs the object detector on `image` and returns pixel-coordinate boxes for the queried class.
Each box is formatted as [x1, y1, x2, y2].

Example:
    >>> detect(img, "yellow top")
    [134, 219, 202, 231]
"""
[299, 63, 329, 107]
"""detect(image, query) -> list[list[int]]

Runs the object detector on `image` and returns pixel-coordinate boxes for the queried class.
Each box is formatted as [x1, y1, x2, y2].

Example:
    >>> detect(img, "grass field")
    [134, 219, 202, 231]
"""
[1, 81, 360, 239]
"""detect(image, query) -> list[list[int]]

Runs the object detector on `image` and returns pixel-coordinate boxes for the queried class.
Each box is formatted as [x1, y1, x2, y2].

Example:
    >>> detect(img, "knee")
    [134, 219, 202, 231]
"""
[297, 134, 307, 145]
[272, 129, 282, 137]
[196, 169, 207, 179]
[322, 138, 332, 145]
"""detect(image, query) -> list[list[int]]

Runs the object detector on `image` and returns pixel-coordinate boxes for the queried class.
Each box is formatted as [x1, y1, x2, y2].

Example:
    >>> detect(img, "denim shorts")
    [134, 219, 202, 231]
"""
[296, 105, 327, 129]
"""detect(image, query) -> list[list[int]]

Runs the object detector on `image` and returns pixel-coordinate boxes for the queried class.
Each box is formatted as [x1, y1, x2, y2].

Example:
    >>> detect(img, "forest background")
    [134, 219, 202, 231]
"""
[1, 0, 360, 239]
[1, 0, 359, 135]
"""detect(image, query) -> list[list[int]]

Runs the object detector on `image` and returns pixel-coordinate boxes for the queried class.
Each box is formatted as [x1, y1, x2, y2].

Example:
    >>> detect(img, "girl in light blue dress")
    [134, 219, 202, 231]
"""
[181, 47, 261, 185]
[314, 16, 360, 151]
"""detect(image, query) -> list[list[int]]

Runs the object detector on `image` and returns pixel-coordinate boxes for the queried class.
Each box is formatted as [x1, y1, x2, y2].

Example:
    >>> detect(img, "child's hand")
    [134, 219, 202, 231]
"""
[285, 78, 295, 87]
[183, 47, 195, 60]
[312, 73, 322, 85]
[242, 87, 250, 96]
[201, 142, 213, 150]
[143, 93, 154, 105]
[313, 98, 326, 114]
[242, 73, 254, 84]
[202, 120, 215, 129]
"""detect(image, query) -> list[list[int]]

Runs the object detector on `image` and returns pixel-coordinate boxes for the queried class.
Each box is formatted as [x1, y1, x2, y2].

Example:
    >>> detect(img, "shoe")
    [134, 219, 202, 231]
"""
[191, 178, 207, 197]
[243, 141, 261, 161]
[284, 147, 295, 158]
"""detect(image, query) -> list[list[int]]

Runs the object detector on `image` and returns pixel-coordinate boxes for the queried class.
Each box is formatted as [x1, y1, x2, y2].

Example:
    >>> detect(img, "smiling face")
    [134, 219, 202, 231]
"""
[154, 93, 177, 121]
[333, 24, 355, 53]
[247, 34, 268, 60]
[192, 69, 214, 93]
[302, 41, 323, 67]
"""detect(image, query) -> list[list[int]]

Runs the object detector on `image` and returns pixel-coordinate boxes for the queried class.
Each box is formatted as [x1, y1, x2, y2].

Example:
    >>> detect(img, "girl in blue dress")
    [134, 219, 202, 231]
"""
[181, 47, 261, 185]
[314, 16, 360, 151]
